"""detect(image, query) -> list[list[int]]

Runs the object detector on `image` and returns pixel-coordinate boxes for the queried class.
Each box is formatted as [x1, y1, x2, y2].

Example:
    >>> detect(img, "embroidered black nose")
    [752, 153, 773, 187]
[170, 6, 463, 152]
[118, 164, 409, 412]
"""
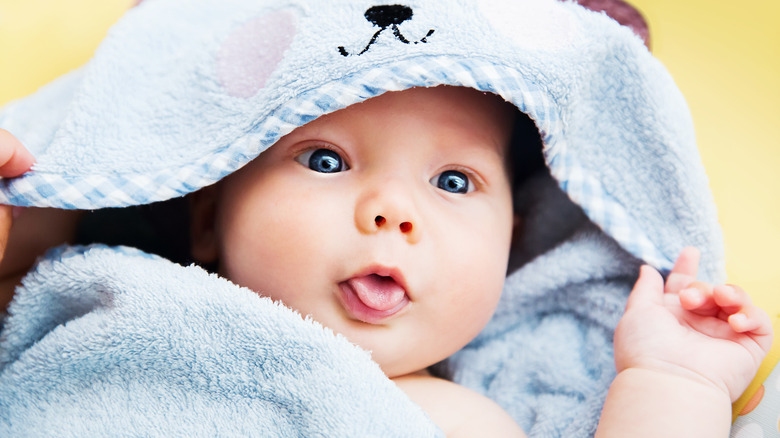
[338, 4, 434, 57]
[364, 5, 413, 28]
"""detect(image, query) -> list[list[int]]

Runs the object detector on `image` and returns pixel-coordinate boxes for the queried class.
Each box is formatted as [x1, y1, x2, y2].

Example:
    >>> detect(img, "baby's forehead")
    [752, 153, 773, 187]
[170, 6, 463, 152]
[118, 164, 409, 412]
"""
[267, 86, 521, 189]
[297, 86, 516, 145]
[345, 85, 514, 116]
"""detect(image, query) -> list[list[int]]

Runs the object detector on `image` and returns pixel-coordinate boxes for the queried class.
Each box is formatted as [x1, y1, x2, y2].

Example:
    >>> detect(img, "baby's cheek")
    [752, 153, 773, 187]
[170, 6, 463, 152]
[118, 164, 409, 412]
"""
[443, 254, 505, 333]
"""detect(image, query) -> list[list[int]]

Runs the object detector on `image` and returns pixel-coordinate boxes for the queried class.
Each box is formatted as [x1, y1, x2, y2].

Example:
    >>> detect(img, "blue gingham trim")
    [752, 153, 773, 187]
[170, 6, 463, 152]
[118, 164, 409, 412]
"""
[548, 151, 674, 271]
[0, 55, 670, 269]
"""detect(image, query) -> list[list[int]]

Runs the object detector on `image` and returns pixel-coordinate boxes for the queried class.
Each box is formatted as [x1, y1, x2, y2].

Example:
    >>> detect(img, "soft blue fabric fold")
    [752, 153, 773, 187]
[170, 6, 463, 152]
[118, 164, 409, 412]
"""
[438, 174, 642, 436]
[0, 245, 441, 436]
[0, 0, 725, 435]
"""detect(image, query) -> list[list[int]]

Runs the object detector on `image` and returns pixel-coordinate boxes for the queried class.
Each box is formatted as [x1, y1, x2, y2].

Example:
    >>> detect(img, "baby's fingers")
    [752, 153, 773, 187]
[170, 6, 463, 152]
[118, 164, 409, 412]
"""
[679, 282, 720, 316]
[728, 300, 774, 354]
[0, 129, 35, 178]
[713, 284, 753, 315]
[665, 247, 700, 293]
[681, 283, 756, 319]
[715, 285, 771, 331]
[626, 265, 665, 310]
[728, 308, 770, 334]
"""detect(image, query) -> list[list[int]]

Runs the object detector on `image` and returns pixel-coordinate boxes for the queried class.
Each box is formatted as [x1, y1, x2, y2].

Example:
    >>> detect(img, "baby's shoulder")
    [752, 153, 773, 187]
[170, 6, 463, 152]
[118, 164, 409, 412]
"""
[392, 372, 525, 437]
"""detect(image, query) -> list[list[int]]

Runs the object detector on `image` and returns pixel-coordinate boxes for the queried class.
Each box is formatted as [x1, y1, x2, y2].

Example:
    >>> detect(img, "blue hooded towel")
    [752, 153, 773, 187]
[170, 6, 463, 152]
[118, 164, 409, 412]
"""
[0, 0, 723, 436]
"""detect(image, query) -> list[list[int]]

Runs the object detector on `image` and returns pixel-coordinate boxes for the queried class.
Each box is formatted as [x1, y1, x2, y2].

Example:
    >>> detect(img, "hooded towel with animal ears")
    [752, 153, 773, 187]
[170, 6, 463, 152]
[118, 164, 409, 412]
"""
[0, 0, 723, 436]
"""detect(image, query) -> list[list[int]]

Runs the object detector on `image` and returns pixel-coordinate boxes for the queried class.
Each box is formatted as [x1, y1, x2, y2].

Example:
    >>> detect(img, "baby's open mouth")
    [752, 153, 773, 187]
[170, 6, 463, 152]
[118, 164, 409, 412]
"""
[338, 273, 410, 324]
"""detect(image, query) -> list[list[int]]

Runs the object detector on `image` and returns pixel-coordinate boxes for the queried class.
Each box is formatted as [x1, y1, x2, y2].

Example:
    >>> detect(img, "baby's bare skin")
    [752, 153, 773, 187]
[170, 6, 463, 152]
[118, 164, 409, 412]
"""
[0, 99, 772, 436]
[0, 129, 82, 310]
[394, 370, 525, 437]
[597, 248, 772, 437]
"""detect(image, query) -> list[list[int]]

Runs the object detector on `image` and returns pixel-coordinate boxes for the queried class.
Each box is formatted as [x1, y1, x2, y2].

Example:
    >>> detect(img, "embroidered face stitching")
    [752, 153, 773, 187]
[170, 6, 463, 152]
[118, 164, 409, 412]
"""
[338, 5, 435, 56]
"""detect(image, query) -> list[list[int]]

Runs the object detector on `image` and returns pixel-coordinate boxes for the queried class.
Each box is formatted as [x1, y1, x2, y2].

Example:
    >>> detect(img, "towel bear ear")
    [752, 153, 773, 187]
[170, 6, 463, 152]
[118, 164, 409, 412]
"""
[573, 0, 650, 48]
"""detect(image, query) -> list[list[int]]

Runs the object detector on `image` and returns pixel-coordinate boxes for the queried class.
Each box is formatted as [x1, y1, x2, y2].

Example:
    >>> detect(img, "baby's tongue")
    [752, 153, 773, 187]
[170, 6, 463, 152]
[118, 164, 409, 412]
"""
[348, 274, 406, 311]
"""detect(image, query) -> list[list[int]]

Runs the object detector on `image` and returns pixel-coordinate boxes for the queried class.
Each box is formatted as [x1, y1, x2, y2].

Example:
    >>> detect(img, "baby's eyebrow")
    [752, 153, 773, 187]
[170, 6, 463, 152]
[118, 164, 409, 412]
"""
[444, 146, 509, 184]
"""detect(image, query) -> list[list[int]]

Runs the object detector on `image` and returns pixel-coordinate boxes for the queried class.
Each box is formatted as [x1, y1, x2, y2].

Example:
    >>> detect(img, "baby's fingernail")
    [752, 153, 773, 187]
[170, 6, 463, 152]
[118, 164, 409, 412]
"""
[681, 287, 702, 302]
[11, 206, 25, 219]
[730, 313, 748, 327]
[721, 285, 737, 299]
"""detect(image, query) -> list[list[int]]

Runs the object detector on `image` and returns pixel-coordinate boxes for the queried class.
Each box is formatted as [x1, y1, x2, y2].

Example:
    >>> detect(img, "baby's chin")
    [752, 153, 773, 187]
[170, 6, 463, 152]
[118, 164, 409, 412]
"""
[331, 328, 439, 378]
[369, 344, 454, 379]
[380, 361, 434, 380]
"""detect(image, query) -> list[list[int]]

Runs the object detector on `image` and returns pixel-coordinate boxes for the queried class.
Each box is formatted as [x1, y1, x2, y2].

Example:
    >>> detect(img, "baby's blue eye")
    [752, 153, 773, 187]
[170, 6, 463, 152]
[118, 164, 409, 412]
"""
[432, 170, 472, 194]
[298, 148, 348, 173]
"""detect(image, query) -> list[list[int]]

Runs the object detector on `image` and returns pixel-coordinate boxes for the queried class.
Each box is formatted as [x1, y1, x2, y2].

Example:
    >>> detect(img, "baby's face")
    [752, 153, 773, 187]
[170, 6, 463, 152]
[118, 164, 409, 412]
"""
[202, 86, 515, 377]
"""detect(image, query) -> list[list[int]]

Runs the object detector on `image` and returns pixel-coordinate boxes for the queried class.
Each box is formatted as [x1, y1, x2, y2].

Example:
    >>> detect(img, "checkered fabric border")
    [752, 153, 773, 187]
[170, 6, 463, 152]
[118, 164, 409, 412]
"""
[0, 55, 671, 270]
[548, 151, 673, 271]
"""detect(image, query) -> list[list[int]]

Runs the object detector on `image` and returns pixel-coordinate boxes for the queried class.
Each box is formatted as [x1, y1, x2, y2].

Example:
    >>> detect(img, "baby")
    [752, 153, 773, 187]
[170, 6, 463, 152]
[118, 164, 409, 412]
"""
[187, 85, 521, 435]
[8, 83, 767, 436]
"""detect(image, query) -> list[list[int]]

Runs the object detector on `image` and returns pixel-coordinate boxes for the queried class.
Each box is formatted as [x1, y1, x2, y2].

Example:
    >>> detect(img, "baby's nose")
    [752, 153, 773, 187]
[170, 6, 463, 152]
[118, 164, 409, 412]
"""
[374, 215, 413, 234]
[354, 186, 421, 244]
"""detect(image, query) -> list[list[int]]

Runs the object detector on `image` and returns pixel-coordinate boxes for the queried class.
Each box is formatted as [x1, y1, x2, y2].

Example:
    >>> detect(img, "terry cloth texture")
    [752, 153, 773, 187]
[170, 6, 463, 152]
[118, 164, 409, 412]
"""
[0, 0, 724, 436]
[0, 245, 442, 437]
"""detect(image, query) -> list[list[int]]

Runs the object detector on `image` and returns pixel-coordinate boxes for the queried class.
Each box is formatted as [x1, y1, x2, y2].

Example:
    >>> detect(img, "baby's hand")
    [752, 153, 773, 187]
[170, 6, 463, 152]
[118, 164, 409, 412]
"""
[0, 129, 34, 179]
[614, 247, 773, 402]
[0, 129, 35, 262]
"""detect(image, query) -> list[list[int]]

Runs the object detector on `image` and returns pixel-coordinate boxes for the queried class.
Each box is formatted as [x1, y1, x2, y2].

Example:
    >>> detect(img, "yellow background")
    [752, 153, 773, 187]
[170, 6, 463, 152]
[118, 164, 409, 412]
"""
[0, 0, 777, 311]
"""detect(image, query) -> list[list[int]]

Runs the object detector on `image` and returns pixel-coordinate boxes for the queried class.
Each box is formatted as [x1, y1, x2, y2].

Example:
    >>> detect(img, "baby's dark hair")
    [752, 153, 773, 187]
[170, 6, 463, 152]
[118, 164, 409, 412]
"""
[508, 111, 546, 197]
